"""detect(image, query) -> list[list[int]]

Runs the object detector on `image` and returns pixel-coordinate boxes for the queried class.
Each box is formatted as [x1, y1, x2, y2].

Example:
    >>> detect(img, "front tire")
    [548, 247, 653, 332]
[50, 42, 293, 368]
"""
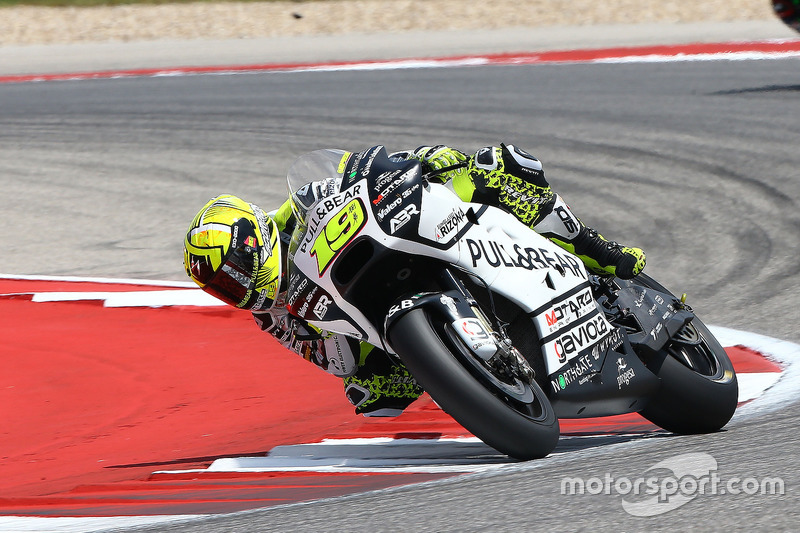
[387, 308, 559, 460]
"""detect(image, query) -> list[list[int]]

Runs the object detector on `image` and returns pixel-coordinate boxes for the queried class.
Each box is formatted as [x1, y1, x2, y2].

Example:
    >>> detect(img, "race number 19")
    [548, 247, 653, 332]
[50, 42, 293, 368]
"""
[311, 199, 366, 275]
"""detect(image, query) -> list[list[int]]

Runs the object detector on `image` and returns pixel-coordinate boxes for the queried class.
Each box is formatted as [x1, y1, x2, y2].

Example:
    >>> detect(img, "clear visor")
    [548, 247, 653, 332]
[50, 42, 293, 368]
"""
[286, 149, 350, 225]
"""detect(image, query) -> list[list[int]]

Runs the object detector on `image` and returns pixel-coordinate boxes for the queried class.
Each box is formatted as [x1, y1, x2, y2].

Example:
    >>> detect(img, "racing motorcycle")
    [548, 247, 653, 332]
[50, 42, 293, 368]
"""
[284, 145, 738, 460]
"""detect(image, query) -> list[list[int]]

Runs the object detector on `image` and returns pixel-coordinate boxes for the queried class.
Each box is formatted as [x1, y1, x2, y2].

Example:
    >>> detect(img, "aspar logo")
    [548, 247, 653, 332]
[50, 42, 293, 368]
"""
[539, 288, 594, 335]
[435, 208, 466, 242]
[313, 294, 332, 320]
[466, 238, 586, 279]
[552, 314, 610, 362]
[389, 204, 419, 234]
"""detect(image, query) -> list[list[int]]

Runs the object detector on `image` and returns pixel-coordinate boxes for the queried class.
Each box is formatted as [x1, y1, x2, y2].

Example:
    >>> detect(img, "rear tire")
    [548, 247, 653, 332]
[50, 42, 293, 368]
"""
[387, 308, 559, 460]
[633, 275, 738, 434]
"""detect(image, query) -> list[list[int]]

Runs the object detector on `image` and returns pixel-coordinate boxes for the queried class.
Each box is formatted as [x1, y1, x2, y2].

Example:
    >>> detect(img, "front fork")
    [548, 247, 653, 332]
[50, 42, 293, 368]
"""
[387, 268, 536, 384]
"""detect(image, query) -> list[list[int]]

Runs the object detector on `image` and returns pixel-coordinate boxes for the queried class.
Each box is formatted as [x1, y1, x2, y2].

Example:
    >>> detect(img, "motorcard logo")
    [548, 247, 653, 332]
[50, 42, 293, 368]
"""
[287, 277, 308, 307]
[551, 314, 610, 363]
[539, 288, 594, 335]
[377, 174, 410, 200]
[377, 196, 403, 221]
[435, 208, 466, 242]
[466, 238, 586, 280]
[389, 204, 420, 234]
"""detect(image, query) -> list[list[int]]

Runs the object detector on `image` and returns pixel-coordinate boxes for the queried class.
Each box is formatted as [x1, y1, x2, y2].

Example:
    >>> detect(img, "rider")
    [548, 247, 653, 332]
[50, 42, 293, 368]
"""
[183, 144, 647, 417]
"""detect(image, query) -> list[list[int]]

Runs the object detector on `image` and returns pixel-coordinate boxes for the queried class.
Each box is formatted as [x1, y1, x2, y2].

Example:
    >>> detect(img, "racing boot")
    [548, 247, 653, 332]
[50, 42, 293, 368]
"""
[534, 194, 646, 279]
[343, 347, 423, 417]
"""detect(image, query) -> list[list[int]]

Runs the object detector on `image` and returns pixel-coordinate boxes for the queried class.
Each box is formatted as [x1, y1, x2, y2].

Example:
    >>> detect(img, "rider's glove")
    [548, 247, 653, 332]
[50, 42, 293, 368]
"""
[412, 145, 469, 183]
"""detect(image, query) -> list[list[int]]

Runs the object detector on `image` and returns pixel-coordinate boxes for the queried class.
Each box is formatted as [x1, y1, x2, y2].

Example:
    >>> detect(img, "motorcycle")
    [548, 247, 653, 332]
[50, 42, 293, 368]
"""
[283, 145, 738, 460]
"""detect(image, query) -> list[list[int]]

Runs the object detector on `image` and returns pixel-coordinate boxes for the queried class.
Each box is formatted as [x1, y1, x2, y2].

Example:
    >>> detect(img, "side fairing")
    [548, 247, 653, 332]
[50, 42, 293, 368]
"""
[287, 148, 616, 376]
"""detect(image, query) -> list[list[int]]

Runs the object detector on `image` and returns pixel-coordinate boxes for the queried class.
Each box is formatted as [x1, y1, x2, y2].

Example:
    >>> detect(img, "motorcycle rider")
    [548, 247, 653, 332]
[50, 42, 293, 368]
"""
[183, 144, 646, 417]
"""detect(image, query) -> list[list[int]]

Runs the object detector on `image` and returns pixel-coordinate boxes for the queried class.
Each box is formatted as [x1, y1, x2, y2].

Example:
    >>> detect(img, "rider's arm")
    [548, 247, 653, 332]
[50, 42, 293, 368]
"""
[252, 307, 367, 378]
[400, 143, 646, 279]
[396, 144, 556, 228]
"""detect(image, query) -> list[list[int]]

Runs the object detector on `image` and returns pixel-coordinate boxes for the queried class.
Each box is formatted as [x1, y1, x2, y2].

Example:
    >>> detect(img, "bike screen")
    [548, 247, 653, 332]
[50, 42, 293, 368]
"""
[286, 149, 350, 226]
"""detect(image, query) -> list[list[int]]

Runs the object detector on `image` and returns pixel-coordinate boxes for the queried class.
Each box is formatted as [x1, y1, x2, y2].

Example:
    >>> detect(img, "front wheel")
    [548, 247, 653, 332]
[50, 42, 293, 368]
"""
[639, 314, 738, 434]
[387, 308, 559, 460]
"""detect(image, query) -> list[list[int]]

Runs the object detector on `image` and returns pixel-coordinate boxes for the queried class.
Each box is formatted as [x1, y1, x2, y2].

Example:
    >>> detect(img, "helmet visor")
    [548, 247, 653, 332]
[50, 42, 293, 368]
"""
[203, 218, 260, 308]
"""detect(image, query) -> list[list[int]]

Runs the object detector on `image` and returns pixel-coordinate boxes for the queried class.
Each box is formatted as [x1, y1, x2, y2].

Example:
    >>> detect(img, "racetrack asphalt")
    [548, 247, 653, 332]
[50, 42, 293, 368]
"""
[2, 18, 799, 533]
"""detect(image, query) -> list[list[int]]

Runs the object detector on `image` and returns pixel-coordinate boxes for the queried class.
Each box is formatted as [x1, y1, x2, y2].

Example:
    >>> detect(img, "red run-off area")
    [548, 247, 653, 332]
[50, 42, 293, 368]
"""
[0, 278, 783, 517]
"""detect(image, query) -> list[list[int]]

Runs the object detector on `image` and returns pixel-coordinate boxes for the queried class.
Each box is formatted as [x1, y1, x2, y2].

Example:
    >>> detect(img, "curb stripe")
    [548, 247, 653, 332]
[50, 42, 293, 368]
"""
[1, 39, 799, 85]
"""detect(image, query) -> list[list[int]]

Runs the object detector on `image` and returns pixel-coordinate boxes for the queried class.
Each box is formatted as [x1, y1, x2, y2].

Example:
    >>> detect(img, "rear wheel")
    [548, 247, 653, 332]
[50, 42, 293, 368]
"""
[633, 275, 738, 434]
[387, 308, 559, 460]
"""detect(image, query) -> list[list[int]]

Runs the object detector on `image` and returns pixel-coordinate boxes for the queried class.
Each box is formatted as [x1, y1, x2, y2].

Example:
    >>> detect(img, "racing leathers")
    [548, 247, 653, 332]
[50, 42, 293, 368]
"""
[253, 144, 646, 417]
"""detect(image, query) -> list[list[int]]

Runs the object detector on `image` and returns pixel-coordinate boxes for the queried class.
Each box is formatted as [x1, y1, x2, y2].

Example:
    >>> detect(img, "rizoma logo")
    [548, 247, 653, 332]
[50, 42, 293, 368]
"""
[435, 209, 465, 241]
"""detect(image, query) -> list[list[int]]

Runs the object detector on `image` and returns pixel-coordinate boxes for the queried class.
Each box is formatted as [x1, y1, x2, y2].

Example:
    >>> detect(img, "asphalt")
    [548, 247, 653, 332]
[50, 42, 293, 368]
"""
[0, 19, 797, 76]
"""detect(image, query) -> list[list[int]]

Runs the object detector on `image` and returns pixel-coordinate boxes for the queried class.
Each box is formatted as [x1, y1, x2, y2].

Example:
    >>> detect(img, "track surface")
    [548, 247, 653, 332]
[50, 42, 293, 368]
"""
[2, 54, 799, 530]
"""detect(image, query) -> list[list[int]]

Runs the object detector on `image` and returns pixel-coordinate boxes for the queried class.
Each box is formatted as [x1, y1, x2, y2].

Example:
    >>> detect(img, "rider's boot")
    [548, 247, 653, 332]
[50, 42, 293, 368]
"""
[343, 347, 423, 417]
[533, 195, 646, 279]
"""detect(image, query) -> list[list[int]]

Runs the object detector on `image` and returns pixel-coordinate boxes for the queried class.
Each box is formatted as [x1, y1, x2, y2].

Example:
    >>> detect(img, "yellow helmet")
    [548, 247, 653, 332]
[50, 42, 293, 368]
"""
[183, 194, 282, 311]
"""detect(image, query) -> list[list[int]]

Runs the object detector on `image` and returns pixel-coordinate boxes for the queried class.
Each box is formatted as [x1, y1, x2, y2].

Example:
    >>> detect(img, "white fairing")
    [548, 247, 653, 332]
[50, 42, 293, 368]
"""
[289, 172, 614, 376]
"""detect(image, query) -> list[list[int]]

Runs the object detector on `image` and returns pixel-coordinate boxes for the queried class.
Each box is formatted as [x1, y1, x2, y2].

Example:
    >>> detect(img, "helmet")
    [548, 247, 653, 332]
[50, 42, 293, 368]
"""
[183, 194, 282, 311]
[773, 0, 800, 31]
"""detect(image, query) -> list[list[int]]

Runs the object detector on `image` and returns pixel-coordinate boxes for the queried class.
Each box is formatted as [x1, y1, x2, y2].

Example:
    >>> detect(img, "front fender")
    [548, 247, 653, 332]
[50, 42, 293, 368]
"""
[384, 290, 470, 333]
[384, 290, 507, 363]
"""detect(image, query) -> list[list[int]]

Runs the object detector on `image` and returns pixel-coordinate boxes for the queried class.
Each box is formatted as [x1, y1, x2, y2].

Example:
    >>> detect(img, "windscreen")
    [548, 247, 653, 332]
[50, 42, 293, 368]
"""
[286, 149, 350, 225]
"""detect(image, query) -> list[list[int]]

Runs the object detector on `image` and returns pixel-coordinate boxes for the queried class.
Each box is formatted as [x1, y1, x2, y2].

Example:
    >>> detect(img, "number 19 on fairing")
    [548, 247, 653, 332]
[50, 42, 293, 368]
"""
[311, 198, 367, 275]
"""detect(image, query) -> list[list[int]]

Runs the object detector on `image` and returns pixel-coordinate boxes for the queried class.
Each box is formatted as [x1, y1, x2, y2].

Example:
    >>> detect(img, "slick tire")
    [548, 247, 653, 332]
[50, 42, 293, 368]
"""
[633, 274, 738, 434]
[387, 308, 560, 460]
